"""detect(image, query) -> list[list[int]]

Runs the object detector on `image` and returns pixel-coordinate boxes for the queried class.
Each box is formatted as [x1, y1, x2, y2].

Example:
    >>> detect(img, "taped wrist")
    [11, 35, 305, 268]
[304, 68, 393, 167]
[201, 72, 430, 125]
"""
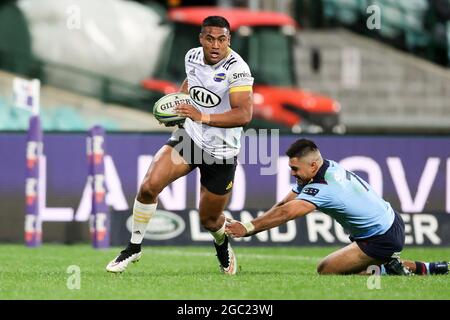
[242, 221, 255, 236]
[201, 113, 211, 124]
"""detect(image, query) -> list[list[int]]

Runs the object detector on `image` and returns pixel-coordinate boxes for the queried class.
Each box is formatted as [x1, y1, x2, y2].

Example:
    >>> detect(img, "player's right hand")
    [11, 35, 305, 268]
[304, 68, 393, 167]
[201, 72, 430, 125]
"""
[225, 219, 248, 238]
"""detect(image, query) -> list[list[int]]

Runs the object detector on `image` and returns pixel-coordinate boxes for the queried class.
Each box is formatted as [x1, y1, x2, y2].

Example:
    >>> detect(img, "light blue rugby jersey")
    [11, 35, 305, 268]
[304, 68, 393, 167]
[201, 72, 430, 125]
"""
[293, 160, 395, 239]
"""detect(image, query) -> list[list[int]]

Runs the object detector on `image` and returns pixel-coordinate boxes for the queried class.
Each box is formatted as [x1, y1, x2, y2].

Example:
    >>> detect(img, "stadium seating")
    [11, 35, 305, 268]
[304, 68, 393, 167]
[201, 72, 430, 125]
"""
[375, 0, 404, 39]
[320, 0, 449, 66]
[448, 22, 450, 63]
[398, 0, 430, 49]
[323, 0, 363, 25]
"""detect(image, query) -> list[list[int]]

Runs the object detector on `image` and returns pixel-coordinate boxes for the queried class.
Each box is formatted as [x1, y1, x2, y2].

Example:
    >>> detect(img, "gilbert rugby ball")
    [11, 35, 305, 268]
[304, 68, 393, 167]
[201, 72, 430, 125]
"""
[153, 92, 191, 123]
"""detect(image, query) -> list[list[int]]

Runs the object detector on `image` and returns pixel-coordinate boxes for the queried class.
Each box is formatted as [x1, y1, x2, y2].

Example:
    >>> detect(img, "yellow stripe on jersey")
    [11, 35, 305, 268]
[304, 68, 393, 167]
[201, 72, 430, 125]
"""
[229, 86, 253, 93]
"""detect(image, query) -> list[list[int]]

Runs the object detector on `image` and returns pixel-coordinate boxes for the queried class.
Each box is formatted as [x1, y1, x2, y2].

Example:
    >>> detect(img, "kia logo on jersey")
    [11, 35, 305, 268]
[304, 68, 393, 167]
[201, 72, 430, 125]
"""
[189, 86, 221, 108]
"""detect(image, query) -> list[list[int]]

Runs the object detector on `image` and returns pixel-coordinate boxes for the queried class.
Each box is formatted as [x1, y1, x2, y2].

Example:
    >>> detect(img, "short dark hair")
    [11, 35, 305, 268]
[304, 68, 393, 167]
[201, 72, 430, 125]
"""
[201, 16, 230, 33]
[286, 139, 319, 158]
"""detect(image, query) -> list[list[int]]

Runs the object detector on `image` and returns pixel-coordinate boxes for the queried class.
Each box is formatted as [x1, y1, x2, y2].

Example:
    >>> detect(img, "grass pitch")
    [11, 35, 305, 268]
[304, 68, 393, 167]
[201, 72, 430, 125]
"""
[0, 244, 449, 300]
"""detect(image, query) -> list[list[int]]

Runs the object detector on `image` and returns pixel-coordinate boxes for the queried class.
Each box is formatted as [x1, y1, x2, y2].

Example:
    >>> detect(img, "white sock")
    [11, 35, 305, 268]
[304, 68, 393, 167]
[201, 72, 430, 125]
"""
[130, 199, 156, 244]
[380, 265, 387, 275]
[210, 221, 226, 245]
[424, 262, 430, 275]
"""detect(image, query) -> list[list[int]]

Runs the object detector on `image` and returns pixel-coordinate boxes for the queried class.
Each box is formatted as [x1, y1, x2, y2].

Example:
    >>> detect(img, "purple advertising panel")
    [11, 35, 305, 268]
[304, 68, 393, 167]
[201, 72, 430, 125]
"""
[0, 132, 449, 245]
[109, 209, 450, 247]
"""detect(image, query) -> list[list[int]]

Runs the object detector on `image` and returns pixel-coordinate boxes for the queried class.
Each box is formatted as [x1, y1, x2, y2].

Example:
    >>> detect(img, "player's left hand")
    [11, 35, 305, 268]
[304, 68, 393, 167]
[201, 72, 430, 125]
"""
[225, 219, 247, 238]
[174, 104, 202, 122]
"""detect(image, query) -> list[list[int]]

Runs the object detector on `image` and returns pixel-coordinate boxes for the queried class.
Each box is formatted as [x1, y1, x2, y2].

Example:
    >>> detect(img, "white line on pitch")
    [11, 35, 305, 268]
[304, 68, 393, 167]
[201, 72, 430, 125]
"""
[145, 248, 321, 262]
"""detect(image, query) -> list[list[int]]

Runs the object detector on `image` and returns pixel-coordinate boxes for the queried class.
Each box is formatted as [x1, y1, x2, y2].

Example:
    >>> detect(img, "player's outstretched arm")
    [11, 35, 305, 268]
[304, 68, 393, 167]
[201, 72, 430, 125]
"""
[225, 199, 316, 238]
[269, 191, 299, 210]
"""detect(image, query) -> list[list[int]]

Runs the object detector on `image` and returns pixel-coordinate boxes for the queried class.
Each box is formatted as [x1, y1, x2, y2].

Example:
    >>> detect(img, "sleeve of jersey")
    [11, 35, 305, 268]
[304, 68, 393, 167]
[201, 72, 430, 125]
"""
[296, 185, 329, 209]
[184, 49, 195, 75]
[228, 61, 254, 93]
[292, 183, 303, 194]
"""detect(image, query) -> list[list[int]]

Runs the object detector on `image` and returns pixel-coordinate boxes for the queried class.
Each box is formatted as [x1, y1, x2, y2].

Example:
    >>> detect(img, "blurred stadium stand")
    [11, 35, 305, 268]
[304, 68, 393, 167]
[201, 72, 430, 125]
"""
[0, 69, 171, 131]
[295, 29, 450, 133]
[0, 0, 169, 108]
[0, 0, 172, 131]
[315, 0, 450, 67]
[0, 0, 449, 133]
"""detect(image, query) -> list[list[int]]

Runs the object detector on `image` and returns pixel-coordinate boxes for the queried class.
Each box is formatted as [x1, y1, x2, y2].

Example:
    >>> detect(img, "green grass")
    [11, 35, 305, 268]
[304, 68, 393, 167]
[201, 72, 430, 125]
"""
[0, 244, 449, 300]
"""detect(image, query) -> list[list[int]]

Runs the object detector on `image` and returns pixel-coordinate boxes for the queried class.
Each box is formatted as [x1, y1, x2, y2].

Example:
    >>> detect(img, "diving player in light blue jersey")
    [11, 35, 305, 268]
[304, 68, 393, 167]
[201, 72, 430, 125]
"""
[291, 159, 395, 240]
[226, 139, 449, 276]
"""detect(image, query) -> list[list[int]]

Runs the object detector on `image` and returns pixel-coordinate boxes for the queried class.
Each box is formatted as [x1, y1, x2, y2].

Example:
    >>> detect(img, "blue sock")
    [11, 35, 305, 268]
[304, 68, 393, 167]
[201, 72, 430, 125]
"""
[429, 262, 438, 274]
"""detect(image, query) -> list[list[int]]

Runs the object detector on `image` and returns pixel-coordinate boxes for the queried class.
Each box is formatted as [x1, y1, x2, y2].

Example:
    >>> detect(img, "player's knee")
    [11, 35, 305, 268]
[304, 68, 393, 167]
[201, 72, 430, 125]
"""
[137, 180, 161, 203]
[317, 261, 326, 275]
[317, 260, 334, 275]
[200, 215, 221, 231]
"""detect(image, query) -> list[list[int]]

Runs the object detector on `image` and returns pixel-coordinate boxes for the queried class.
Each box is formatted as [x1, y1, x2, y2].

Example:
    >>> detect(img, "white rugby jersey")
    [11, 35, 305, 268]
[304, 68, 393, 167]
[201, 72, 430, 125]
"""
[183, 47, 254, 159]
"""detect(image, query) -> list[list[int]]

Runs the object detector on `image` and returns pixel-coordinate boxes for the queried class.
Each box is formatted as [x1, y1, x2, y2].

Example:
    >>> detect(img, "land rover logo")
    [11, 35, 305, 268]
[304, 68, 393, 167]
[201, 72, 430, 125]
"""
[189, 86, 221, 108]
[126, 210, 185, 240]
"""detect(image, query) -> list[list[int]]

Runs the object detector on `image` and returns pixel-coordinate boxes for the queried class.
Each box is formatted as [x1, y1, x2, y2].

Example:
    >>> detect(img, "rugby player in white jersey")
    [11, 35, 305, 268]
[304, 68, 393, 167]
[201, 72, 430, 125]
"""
[106, 16, 253, 275]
